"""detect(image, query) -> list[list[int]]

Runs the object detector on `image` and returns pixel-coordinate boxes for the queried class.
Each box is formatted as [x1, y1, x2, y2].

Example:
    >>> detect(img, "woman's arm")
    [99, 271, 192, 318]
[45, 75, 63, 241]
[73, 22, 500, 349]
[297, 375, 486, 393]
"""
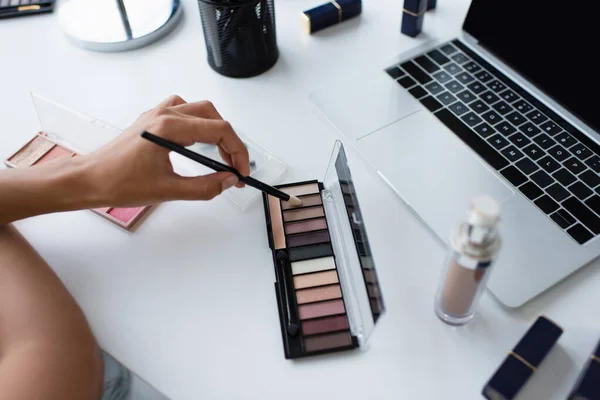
[0, 95, 250, 225]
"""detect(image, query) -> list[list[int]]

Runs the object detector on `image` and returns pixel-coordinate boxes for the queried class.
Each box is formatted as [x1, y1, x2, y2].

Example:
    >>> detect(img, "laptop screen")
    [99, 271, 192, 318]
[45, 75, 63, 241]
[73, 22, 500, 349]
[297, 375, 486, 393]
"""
[463, 1, 599, 134]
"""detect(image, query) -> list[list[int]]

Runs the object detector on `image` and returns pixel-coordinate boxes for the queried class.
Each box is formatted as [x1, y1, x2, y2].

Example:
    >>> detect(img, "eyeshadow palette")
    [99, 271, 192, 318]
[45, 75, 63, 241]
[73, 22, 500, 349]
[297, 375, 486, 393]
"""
[0, 0, 55, 19]
[263, 142, 385, 359]
[4, 133, 151, 231]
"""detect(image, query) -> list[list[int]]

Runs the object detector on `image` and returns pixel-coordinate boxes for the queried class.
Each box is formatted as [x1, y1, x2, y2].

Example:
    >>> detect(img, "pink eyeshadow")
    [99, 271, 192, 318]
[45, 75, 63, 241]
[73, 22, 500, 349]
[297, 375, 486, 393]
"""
[35, 145, 73, 165]
[108, 207, 142, 223]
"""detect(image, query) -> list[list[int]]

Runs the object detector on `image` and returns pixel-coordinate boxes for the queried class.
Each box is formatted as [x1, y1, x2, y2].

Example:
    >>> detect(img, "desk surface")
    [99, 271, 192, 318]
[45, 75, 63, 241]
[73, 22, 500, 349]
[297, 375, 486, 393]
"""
[2, 0, 600, 399]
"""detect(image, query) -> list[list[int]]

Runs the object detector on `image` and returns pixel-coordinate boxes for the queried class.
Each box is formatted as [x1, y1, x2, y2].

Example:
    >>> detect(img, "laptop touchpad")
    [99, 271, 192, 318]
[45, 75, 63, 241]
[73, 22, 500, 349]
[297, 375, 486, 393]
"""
[357, 110, 514, 239]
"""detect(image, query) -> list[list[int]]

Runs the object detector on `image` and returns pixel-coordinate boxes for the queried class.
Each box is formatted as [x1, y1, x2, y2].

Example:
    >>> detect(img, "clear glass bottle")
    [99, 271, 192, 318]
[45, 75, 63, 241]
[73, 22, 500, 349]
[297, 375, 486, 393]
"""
[435, 195, 502, 326]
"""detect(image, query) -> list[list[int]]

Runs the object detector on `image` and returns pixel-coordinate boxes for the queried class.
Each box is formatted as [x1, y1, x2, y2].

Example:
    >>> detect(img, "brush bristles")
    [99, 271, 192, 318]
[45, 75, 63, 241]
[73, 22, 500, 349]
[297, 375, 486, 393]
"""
[287, 195, 303, 207]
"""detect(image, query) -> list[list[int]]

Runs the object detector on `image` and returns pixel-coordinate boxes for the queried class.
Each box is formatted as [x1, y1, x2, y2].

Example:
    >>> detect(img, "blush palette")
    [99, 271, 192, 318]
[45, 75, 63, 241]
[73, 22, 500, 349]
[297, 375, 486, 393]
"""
[263, 142, 385, 359]
[4, 133, 151, 231]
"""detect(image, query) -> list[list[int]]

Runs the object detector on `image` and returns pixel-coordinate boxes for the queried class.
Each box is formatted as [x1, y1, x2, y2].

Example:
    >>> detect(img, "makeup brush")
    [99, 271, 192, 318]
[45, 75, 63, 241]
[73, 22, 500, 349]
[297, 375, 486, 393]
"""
[277, 250, 299, 336]
[141, 131, 302, 207]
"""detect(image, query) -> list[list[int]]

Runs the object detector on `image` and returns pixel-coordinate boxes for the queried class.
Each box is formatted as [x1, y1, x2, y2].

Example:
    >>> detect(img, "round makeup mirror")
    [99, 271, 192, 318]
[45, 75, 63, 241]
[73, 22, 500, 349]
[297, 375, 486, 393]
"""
[58, 0, 183, 52]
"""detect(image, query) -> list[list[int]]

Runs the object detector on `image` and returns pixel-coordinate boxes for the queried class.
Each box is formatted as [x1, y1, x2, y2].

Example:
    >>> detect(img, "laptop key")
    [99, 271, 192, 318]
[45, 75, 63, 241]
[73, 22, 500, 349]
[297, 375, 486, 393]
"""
[461, 112, 483, 127]
[401, 61, 433, 84]
[425, 81, 444, 95]
[563, 197, 600, 234]
[415, 55, 440, 73]
[398, 76, 416, 88]
[499, 89, 519, 103]
[533, 133, 555, 150]
[519, 122, 541, 137]
[445, 80, 464, 94]
[487, 80, 507, 93]
[444, 63, 462, 75]
[474, 122, 495, 138]
[508, 132, 531, 148]
[435, 109, 509, 170]
[548, 145, 570, 162]
[570, 144, 592, 161]
[526, 110, 548, 124]
[523, 144, 544, 160]
[580, 170, 600, 188]
[427, 50, 450, 65]
[531, 170, 555, 188]
[535, 195, 559, 214]
[585, 156, 600, 173]
[433, 71, 452, 83]
[501, 145, 524, 162]
[515, 158, 539, 175]
[419, 96, 443, 113]
[467, 81, 486, 94]
[520, 182, 544, 200]
[448, 101, 469, 116]
[481, 91, 500, 105]
[567, 224, 594, 245]
[569, 182, 593, 200]
[492, 101, 513, 115]
[456, 90, 476, 104]
[556, 132, 577, 148]
[506, 111, 526, 126]
[455, 72, 474, 84]
[463, 61, 481, 73]
[550, 210, 575, 229]
[496, 121, 516, 136]
[501, 166, 527, 186]
[475, 71, 493, 83]
[513, 100, 533, 114]
[409, 86, 428, 99]
[488, 135, 510, 150]
[440, 44, 457, 55]
[469, 100, 489, 113]
[482, 110, 503, 125]
[540, 120, 562, 136]
[585, 195, 600, 215]
[436, 91, 457, 106]
[451, 53, 469, 64]
[555, 208, 576, 227]
[538, 155, 561, 172]
[385, 66, 405, 79]
[546, 183, 570, 202]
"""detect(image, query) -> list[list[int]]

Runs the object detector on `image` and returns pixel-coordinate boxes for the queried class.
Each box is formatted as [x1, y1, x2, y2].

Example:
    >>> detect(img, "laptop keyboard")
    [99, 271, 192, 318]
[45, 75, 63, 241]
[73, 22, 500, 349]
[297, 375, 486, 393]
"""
[385, 39, 600, 245]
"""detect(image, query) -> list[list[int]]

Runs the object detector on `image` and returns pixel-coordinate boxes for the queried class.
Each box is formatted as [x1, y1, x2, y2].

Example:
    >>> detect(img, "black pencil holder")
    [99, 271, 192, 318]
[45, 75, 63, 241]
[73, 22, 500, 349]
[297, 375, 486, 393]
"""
[198, 0, 279, 78]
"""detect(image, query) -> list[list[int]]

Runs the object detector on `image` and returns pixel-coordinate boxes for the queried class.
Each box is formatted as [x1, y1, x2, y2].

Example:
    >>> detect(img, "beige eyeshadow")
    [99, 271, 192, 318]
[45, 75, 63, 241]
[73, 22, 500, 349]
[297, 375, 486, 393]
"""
[281, 194, 322, 210]
[283, 207, 325, 223]
[8, 135, 55, 167]
[280, 183, 320, 197]
[268, 195, 286, 249]
[294, 270, 339, 289]
[296, 285, 342, 305]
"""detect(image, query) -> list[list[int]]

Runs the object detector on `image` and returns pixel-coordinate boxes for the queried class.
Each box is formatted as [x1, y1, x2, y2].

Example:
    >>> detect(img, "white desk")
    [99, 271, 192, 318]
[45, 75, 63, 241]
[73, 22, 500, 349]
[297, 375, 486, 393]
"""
[2, 1, 600, 398]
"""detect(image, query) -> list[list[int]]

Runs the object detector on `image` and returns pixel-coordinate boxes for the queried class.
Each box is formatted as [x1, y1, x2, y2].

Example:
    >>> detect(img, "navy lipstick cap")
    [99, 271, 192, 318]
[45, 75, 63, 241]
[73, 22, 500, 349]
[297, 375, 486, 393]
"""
[401, 0, 427, 37]
[302, 0, 362, 34]
[568, 339, 600, 400]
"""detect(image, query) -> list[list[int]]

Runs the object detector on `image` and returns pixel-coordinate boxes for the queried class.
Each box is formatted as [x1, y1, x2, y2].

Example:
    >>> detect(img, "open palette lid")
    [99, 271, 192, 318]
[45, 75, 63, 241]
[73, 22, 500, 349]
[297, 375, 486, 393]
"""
[322, 141, 385, 346]
[31, 92, 288, 210]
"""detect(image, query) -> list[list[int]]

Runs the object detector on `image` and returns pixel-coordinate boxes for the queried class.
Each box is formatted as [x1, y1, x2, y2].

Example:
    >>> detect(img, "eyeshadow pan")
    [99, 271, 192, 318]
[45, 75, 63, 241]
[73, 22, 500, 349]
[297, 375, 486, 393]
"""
[34, 145, 73, 165]
[301, 315, 349, 336]
[8, 135, 55, 167]
[268, 195, 286, 249]
[280, 183, 320, 197]
[281, 194, 322, 210]
[108, 207, 142, 223]
[294, 270, 338, 289]
[287, 230, 330, 248]
[298, 299, 345, 320]
[285, 218, 327, 235]
[304, 331, 353, 353]
[289, 244, 333, 262]
[283, 207, 324, 223]
[296, 284, 342, 305]
[291, 256, 335, 275]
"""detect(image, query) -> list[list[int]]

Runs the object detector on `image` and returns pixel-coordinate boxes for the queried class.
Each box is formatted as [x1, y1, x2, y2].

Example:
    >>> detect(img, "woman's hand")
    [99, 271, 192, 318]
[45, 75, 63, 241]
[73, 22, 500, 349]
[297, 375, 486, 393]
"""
[83, 95, 250, 207]
[0, 96, 250, 225]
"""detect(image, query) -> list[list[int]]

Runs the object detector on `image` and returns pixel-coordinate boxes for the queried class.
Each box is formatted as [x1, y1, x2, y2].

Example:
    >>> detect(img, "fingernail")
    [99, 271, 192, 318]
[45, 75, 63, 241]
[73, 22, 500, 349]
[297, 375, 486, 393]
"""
[222, 175, 238, 191]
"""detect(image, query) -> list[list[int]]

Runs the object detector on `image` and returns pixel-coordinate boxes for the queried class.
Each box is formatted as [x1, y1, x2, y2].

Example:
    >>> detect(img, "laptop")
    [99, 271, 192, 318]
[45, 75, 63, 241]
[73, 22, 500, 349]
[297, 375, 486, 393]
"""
[309, 0, 600, 307]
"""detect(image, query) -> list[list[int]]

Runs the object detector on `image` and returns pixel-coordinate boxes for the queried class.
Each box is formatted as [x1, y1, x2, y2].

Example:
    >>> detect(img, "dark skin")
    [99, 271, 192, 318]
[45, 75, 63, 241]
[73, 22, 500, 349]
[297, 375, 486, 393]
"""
[0, 95, 250, 399]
